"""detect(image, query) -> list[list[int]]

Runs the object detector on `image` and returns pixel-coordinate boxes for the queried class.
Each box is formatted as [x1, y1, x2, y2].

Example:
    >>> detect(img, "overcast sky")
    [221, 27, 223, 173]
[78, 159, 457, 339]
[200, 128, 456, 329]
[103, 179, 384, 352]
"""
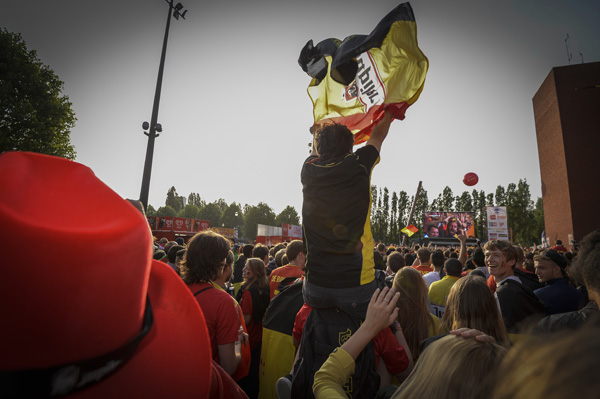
[3, 0, 599, 216]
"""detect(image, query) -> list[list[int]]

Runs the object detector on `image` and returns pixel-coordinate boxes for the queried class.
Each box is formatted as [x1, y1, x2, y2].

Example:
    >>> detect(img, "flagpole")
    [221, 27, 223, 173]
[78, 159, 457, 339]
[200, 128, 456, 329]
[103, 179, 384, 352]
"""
[402, 181, 422, 246]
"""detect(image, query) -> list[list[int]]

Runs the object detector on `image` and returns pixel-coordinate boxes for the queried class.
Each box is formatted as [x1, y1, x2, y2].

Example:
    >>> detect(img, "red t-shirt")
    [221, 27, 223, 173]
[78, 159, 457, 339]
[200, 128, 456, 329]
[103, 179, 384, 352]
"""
[487, 275, 496, 293]
[269, 265, 304, 299]
[239, 289, 263, 350]
[412, 265, 433, 276]
[188, 282, 240, 364]
[293, 304, 408, 375]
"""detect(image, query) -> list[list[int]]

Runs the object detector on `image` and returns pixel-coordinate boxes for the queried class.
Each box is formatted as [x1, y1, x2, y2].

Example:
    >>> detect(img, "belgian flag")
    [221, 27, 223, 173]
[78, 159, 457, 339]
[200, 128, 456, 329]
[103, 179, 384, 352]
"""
[298, 2, 428, 144]
[258, 279, 304, 399]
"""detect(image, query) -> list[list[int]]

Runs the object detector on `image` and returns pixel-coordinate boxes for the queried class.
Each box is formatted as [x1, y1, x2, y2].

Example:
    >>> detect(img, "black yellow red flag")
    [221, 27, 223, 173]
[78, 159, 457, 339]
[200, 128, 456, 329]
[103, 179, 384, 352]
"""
[298, 2, 428, 144]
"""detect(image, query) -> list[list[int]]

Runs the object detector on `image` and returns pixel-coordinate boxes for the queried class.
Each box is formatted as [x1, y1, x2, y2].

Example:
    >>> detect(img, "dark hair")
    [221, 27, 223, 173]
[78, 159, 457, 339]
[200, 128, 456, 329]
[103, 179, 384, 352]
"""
[168, 245, 185, 264]
[570, 229, 600, 294]
[275, 249, 286, 267]
[377, 243, 386, 252]
[472, 248, 485, 267]
[180, 231, 230, 284]
[405, 253, 416, 266]
[252, 243, 269, 261]
[153, 250, 166, 260]
[226, 250, 234, 266]
[417, 248, 431, 263]
[285, 240, 305, 262]
[513, 245, 525, 264]
[444, 258, 463, 277]
[431, 250, 445, 268]
[242, 244, 254, 258]
[387, 252, 406, 273]
[314, 122, 354, 161]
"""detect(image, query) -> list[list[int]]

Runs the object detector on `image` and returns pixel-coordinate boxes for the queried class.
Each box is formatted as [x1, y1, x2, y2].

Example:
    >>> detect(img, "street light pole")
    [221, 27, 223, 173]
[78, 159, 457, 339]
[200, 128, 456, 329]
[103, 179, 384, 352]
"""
[139, 0, 187, 211]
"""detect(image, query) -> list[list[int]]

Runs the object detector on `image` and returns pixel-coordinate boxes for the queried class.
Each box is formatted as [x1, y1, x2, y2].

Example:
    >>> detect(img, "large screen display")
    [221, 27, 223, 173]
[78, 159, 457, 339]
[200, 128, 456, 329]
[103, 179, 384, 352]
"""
[423, 212, 475, 238]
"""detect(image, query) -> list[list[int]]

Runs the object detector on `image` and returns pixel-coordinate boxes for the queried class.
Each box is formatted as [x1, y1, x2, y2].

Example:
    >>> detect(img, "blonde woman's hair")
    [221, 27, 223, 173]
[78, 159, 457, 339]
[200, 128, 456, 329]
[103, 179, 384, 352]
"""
[393, 334, 507, 399]
[491, 321, 600, 399]
[441, 275, 510, 346]
[392, 267, 438, 359]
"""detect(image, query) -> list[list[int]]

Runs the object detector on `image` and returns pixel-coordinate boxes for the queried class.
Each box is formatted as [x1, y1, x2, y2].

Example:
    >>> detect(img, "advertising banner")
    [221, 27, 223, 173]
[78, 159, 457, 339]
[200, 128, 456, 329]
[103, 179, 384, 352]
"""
[486, 206, 509, 241]
[193, 220, 210, 233]
[282, 223, 302, 238]
[156, 217, 173, 232]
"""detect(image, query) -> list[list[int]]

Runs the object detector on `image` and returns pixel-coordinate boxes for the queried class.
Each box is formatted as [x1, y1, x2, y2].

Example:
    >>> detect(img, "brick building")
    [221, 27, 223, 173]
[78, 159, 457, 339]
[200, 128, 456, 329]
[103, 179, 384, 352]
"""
[532, 61, 600, 245]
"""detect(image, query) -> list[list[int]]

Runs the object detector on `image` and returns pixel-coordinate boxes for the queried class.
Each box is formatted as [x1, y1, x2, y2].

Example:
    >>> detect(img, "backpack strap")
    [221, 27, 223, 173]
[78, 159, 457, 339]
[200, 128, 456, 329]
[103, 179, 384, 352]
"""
[193, 286, 214, 296]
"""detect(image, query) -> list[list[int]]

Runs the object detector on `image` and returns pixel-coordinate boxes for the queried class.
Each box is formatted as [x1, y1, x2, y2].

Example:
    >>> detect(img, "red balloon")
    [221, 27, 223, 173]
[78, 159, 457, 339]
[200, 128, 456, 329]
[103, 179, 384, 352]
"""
[463, 172, 479, 186]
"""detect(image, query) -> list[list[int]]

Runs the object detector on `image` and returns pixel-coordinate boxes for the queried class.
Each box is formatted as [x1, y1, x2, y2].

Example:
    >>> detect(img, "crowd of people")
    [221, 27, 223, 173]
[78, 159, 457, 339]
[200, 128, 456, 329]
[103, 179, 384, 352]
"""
[152, 228, 599, 399]
[3, 111, 599, 399]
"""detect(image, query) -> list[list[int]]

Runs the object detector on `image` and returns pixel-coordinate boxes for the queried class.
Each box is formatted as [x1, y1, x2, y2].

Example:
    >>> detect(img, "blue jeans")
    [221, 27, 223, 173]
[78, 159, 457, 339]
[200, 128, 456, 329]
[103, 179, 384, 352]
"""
[302, 278, 377, 320]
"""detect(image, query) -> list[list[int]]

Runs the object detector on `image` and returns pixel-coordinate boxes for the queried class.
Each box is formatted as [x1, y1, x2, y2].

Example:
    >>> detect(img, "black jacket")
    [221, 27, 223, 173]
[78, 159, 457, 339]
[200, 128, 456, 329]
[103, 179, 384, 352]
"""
[537, 301, 599, 333]
[497, 278, 546, 333]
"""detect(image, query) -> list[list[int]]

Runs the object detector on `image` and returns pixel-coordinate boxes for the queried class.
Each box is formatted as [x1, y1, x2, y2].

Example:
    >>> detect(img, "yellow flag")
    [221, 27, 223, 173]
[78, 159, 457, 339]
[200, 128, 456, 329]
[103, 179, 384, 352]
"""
[299, 2, 428, 144]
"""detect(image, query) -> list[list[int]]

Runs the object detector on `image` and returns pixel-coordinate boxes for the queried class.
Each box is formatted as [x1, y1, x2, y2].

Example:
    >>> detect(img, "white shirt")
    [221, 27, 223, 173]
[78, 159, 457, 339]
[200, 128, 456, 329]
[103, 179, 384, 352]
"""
[422, 271, 440, 289]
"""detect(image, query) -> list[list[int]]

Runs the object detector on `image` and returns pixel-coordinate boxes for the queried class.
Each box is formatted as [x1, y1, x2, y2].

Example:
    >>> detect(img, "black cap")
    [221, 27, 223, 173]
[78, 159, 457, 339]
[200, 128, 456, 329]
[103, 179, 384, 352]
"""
[534, 249, 568, 269]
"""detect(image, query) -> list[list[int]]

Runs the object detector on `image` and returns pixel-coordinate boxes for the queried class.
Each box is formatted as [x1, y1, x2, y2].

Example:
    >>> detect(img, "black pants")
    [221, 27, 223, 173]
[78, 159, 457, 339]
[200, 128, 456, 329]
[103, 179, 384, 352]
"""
[237, 344, 261, 399]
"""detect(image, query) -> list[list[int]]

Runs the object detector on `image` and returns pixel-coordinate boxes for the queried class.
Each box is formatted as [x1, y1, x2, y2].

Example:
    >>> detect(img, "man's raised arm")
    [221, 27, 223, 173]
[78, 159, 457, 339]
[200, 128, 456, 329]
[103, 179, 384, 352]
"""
[366, 110, 394, 153]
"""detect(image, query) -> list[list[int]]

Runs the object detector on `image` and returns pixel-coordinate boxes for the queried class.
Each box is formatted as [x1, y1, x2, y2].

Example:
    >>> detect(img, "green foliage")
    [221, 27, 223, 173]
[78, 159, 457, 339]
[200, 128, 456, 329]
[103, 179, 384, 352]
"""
[187, 192, 204, 208]
[146, 204, 157, 217]
[178, 204, 200, 219]
[275, 206, 300, 226]
[214, 198, 228, 212]
[455, 191, 473, 212]
[198, 203, 223, 228]
[0, 29, 76, 159]
[440, 186, 455, 212]
[221, 202, 244, 230]
[156, 205, 177, 217]
[165, 186, 184, 213]
[243, 202, 276, 239]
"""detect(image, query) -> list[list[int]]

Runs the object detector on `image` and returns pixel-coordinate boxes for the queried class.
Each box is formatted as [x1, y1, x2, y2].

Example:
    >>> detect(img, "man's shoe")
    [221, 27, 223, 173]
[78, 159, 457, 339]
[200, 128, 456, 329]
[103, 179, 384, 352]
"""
[276, 374, 293, 399]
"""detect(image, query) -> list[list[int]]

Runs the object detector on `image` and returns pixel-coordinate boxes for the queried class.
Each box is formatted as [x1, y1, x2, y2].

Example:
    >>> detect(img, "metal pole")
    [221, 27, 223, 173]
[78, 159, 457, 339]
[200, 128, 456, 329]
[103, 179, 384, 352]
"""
[140, 0, 174, 210]
[402, 181, 422, 246]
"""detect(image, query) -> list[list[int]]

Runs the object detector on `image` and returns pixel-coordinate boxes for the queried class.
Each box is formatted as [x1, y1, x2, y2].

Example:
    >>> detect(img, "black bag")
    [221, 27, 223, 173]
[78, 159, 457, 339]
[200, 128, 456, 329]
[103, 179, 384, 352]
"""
[291, 307, 380, 399]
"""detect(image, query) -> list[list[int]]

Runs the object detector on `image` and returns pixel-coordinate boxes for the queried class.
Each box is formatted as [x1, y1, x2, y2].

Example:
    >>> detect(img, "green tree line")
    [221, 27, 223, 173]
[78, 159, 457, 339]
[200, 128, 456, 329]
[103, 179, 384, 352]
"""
[371, 179, 544, 246]
[147, 186, 300, 241]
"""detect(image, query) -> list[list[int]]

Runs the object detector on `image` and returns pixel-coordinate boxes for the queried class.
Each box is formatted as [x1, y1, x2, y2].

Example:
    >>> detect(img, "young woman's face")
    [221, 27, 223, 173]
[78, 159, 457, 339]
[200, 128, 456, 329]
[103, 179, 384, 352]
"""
[243, 262, 254, 280]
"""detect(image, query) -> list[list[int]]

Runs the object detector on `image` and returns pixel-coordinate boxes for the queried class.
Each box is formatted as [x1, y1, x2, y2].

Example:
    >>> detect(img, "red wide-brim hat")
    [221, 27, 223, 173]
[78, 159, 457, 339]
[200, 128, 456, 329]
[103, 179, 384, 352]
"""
[0, 152, 211, 397]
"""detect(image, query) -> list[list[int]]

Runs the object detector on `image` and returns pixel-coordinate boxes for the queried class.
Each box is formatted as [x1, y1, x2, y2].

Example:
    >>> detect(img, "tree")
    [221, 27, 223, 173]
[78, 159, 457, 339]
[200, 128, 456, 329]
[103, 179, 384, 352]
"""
[455, 191, 473, 212]
[221, 202, 244, 231]
[275, 206, 300, 226]
[396, 191, 410, 231]
[155, 205, 177, 217]
[198, 203, 223, 229]
[510, 179, 535, 245]
[215, 198, 228, 212]
[187, 192, 204, 208]
[382, 188, 390, 243]
[146, 204, 157, 217]
[495, 185, 507, 206]
[440, 186, 455, 212]
[178, 204, 200, 219]
[532, 197, 545, 245]
[390, 192, 399, 244]
[165, 186, 184, 213]
[0, 29, 76, 159]
[243, 202, 276, 239]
